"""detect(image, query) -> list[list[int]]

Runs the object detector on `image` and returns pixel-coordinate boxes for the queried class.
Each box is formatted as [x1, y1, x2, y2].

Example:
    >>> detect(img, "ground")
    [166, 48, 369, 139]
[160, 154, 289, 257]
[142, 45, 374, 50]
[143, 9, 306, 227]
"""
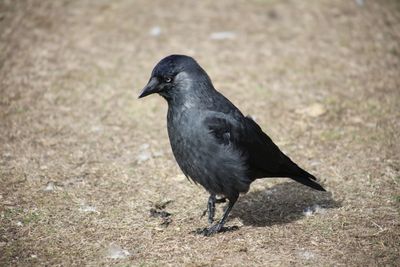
[0, 0, 399, 266]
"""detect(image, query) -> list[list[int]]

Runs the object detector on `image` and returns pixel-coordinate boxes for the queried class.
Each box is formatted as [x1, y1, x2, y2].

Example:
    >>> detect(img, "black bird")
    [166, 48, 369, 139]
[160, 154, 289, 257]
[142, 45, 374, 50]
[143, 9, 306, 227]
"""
[139, 55, 326, 236]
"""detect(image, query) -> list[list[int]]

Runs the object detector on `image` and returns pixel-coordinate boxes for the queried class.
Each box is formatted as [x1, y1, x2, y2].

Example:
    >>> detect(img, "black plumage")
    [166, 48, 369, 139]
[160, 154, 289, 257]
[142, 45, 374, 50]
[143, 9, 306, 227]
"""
[139, 55, 326, 235]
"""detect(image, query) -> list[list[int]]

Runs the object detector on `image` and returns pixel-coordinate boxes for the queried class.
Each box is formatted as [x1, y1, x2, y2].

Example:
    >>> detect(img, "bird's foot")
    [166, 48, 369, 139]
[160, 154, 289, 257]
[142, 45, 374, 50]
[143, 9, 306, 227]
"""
[194, 225, 239, 236]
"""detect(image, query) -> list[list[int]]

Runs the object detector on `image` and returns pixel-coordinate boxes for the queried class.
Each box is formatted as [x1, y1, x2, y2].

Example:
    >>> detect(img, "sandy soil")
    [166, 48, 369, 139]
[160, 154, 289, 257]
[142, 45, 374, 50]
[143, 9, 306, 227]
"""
[1, 0, 399, 266]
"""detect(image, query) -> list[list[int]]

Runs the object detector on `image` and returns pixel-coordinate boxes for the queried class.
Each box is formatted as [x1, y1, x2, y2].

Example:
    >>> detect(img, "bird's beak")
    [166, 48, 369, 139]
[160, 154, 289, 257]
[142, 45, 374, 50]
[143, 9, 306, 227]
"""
[138, 77, 159, 98]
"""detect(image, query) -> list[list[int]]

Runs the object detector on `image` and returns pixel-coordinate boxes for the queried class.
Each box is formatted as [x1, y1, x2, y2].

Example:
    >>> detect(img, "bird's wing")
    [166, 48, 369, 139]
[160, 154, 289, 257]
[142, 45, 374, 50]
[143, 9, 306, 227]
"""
[204, 113, 300, 177]
[204, 112, 325, 191]
[238, 116, 292, 176]
[204, 116, 234, 146]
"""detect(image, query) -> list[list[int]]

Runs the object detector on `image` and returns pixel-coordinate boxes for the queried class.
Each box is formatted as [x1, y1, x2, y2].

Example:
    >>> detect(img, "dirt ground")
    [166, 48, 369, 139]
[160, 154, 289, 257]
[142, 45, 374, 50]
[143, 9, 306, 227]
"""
[1, 0, 399, 266]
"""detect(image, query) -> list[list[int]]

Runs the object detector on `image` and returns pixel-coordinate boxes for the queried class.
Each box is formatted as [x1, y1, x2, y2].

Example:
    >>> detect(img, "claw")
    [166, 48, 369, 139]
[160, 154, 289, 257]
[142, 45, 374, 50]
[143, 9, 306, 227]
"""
[194, 225, 240, 236]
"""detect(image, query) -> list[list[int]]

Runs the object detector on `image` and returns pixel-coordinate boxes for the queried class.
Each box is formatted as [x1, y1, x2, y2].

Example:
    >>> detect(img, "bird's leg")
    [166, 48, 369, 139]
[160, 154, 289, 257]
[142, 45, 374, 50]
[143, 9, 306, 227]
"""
[206, 194, 216, 224]
[202, 194, 238, 236]
[201, 195, 227, 223]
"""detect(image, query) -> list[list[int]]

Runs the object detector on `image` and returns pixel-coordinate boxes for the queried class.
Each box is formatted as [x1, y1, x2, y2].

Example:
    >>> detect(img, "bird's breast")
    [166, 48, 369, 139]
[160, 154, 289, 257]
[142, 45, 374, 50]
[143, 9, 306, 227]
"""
[167, 108, 209, 170]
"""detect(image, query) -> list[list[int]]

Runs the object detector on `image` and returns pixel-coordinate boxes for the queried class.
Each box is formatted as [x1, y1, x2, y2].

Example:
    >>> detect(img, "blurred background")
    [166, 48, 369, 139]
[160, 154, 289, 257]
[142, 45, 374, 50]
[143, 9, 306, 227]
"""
[1, 0, 399, 265]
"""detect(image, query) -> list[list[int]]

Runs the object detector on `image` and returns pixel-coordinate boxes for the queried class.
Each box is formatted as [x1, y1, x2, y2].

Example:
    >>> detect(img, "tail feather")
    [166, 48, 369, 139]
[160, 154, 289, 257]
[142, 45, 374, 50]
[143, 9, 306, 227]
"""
[290, 168, 326, 191]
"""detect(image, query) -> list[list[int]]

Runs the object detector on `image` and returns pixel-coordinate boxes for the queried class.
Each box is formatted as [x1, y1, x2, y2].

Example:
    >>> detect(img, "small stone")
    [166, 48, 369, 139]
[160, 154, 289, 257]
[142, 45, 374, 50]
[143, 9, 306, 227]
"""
[139, 143, 150, 150]
[350, 116, 363, 124]
[303, 205, 326, 216]
[136, 150, 151, 163]
[43, 182, 57, 192]
[298, 249, 316, 260]
[91, 125, 102, 133]
[210, 31, 236, 40]
[355, 0, 364, 6]
[303, 207, 314, 217]
[171, 174, 186, 181]
[40, 165, 48, 170]
[136, 143, 152, 163]
[149, 26, 161, 36]
[153, 150, 164, 157]
[106, 243, 130, 259]
[296, 103, 326, 117]
[79, 204, 99, 214]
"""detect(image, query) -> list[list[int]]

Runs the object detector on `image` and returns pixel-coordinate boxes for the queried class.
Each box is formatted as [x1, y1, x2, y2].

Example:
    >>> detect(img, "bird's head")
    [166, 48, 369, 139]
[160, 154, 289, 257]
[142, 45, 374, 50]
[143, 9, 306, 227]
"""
[138, 55, 212, 101]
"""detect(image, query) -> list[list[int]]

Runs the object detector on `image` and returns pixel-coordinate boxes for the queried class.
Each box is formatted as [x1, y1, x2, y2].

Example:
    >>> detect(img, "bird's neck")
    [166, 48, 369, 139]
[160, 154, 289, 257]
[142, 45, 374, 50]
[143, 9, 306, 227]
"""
[167, 93, 198, 113]
[168, 82, 217, 108]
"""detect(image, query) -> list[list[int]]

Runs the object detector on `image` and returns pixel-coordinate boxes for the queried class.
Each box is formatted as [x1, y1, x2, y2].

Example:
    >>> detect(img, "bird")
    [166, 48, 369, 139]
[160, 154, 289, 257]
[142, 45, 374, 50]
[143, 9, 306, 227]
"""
[138, 55, 326, 236]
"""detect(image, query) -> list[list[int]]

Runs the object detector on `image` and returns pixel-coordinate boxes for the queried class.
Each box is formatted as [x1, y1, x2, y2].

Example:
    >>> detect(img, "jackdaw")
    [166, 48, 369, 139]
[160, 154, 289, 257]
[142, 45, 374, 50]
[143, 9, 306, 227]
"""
[139, 55, 326, 236]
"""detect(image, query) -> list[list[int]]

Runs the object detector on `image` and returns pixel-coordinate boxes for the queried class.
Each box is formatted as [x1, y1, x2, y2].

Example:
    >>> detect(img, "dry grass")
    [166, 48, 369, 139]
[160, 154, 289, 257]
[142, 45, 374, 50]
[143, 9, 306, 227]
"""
[1, 0, 399, 266]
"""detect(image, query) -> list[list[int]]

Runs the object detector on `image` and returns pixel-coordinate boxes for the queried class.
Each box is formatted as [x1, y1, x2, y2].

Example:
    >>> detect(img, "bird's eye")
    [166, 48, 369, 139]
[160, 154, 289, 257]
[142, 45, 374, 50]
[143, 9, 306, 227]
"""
[164, 77, 172, 83]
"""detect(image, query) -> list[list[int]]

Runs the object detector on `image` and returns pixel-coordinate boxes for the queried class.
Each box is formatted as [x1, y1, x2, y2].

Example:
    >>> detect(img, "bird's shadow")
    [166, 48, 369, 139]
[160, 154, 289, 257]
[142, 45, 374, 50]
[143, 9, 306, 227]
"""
[230, 181, 340, 227]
